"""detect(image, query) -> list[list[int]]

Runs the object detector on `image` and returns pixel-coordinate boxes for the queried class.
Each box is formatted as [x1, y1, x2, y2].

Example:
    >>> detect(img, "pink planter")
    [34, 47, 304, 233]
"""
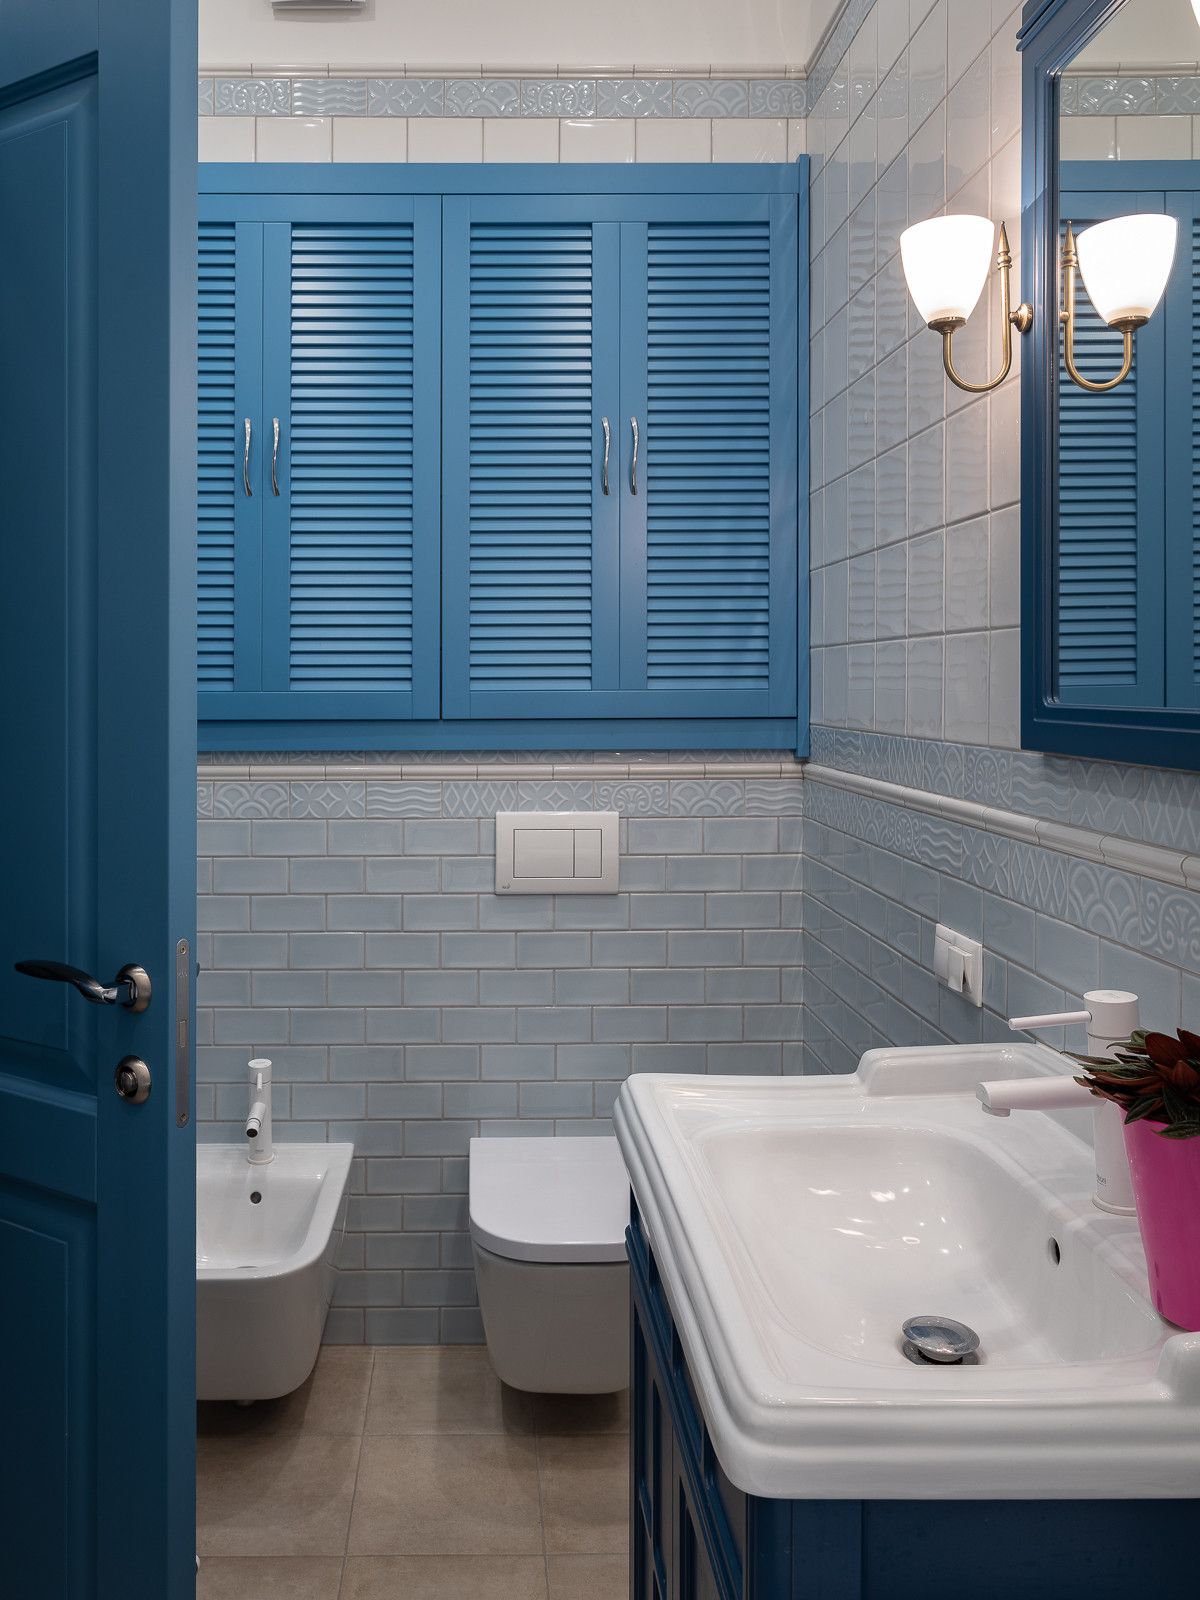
[1123, 1118, 1200, 1330]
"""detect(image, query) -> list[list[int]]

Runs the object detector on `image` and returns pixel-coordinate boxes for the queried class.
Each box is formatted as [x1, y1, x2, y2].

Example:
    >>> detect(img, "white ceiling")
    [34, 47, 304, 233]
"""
[1074, 0, 1200, 72]
[200, 0, 846, 72]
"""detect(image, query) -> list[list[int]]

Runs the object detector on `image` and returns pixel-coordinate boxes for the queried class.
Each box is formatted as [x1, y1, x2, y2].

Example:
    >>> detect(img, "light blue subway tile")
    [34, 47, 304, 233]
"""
[213, 857, 288, 893]
[744, 929, 803, 965]
[629, 893, 704, 931]
[554, 968, 630, 1005]
[516, 1007, 591, 1043]
[556, 1043, 630, 1080]
[292, 1083, 366, 1120]
[704, 818, 779, 853]
[554, 896, 630, 930]
[199, 820, 251, 856]
[364, 933, 441, 969]
[404, 1270, 477, 1309]
[519, 1081, 594, 1118]
[665, 855, 741, 891]
[628, 818, 702, 854]
[198, 896, 249, 932]
[326, 970, 402, 1006]
[404, 1195, 469, 1231]
[249, 819, 326, 856]
[667, 930, 741, 966]
[401, 895, 477, 931]
[405, 819, 478, 855]
[631, 968, 704, 1005]
[1033, 915, 1100, 999]
[481, 1043, 556, 1080]
[441, 932, 516, 968]
[364, 1084, 443, 1118]
[441, 857, 495, 892]
[328, 820, 404, 856]
[403, 1120, 477, 1158]
[288, 857, 363, 894]
[706, 967, 780, 1003]
[212, 932, 288, 969]
[668, 1006, 743, 1042]
[620, 856, 667, 891]
[439, 1307, 486, 1344]
[329, 1046, 403, 1082]
[400, 970, 475, 1006]
[441, 1008, 517, 1044]
[405, 1045, 480, 1081]
[332, 1121, 405, 1156]
[443, 1082, 518, 1118]
[592, 1007, 667, 1043]
[364, 1308, 441, 1344]
[366, 856, 440, 892]
[365, 1009, 441, 1044]
[705, 891, 781, 929]
[291, 1009, 364, 1045]
[290, 932, 364, 969]
[593, 931, 666, 967]
[517, 932, 591, 968]
[365, 1233, 440, 1269]
[251, 894, 326, 931]
[479, 968, 554, 1005]
[322, 1309, 365, 1345]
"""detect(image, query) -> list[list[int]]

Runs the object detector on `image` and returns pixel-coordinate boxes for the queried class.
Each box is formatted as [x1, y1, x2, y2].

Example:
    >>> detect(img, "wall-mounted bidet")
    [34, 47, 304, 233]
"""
[977, 989, 1140, 1214]
[245, 1056, 273, 1163]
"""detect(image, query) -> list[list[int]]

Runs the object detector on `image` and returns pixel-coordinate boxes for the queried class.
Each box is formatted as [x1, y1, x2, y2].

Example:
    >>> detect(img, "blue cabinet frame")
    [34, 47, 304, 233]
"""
[197, 163, 809, 754]
[1019, 0, 1200, 769]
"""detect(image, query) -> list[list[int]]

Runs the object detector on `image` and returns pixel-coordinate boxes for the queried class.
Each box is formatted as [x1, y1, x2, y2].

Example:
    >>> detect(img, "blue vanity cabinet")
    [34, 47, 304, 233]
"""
[440, 191, 799, 725]
[628, 1200, 1195, 1600]
[196, 194, 442, 726]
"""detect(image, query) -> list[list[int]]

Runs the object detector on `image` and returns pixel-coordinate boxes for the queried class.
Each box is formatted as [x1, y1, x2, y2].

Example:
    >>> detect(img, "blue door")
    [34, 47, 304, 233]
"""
[0, 3, 197, 1597]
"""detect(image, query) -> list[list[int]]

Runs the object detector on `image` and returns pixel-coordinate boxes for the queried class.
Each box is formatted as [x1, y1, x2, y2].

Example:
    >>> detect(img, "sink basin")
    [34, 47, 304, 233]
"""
[614, 1044, 1200, 1500]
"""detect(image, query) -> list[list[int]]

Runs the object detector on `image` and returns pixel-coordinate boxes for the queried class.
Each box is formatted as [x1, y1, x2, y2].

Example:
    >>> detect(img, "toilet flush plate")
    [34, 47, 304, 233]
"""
[495, 811, 619, 893]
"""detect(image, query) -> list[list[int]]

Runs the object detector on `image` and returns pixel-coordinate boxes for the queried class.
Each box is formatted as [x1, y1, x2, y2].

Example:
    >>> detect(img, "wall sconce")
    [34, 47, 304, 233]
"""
[1060, 214, 1177, 393]
[900, 215, 1033, 395]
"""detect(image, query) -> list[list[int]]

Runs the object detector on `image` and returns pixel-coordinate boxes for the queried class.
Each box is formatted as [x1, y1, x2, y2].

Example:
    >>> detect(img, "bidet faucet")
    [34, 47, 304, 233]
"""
[245, 1056, 274, 1165]
[976, 989, 1139, 1215]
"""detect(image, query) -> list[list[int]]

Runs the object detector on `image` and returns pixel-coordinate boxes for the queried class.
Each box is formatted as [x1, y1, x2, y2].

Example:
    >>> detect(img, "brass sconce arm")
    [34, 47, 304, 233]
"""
[930, 223, 1034, 395]
[1058, 220, 1138, 393]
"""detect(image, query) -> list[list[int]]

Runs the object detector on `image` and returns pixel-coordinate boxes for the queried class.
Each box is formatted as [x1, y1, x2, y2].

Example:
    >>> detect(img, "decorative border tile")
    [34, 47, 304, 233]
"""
[1061, 71, 1200, 115]
[199, 71, 807, 121]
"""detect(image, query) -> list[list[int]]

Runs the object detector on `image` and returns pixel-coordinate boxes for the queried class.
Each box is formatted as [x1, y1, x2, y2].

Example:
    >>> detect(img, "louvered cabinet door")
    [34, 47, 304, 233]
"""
[196, 218, 263, 709]
[257, 199, 441, 722]
[442, 197, 622, 719]
[619, 195, 799, 718]
[1057, 189, 1166, 707]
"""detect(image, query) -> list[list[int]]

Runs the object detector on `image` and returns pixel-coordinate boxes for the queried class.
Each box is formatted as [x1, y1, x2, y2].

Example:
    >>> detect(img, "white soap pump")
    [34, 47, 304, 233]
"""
[245, 1056, 274, 1165]
[976, 989, 1139, 1214]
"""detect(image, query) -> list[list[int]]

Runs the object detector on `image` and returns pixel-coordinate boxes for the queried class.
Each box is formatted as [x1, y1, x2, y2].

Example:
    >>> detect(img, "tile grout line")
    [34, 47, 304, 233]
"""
[335, 1343, 375, 1595]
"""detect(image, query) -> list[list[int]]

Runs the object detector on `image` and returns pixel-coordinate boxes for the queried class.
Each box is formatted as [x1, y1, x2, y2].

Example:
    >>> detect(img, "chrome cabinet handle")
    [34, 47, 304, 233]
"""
[630, 416, 639, 495]
[15, 958, 152, 1014]
[271, 417, 281, 497]
[243, 417, 252, 497]
[601, 416, 611, 495]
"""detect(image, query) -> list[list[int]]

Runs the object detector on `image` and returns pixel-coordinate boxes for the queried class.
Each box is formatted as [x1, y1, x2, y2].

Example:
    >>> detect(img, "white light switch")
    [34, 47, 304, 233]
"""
[496, 812, 619, 894]
[933, 923, 984, 1007]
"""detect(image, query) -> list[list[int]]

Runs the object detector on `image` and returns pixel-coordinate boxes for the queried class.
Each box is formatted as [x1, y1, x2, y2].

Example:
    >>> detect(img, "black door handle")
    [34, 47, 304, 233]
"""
[15, 959, 152, 1013]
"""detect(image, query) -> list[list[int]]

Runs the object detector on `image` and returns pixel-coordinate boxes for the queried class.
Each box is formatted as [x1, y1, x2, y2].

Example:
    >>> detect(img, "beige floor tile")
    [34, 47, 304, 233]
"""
[538, 1434, 630, 1556]
[196, 1431, 360, 1556]
[534, 1389, 630, 1437]
[198, 1347, 374, 1437]
[364, 1345, 534, 1436]
[546, 1553, 630, 1600]
[196, 1555, 344, 1598]
[348, 1434, 543, 1555]
[341, 1555, 549, 1599]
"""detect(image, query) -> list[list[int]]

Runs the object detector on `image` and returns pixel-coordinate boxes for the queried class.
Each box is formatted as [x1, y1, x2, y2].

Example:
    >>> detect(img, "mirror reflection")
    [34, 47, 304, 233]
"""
[1056, 0, 1199, 712]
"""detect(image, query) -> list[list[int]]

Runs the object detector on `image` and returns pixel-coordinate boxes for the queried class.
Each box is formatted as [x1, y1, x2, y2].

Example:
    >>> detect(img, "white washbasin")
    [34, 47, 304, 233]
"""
[196, 1142, 353, 1401]
[615, 1044, 1200, 1500]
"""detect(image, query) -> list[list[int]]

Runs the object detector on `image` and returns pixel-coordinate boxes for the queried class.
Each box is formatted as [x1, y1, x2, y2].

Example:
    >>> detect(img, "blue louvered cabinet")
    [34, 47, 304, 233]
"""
[196, 195, 441, 725]
[441, 192, 798, 723]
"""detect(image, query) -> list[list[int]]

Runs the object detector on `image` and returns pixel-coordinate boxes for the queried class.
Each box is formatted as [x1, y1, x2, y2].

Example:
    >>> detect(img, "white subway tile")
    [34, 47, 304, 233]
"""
[332, 117, 408, 161]
[408, 118, 483, 162]
[256, 116, 331, 161]
[560, 119, 634, 162]
[198, 116, 255, 161]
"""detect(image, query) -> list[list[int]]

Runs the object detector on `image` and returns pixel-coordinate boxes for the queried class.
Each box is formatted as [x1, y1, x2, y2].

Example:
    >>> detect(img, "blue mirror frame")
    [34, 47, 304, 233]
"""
[1018, 0, 1200, 771]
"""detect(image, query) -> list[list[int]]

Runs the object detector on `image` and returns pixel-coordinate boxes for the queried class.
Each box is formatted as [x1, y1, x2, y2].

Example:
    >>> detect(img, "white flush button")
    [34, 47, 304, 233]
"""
[574, 829, 603, 877]
[513, 828, 574, 878]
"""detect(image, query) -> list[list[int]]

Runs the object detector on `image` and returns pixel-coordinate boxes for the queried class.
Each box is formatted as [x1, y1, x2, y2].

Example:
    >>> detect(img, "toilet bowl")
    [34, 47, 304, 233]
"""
[469, 1135, 630, 1394]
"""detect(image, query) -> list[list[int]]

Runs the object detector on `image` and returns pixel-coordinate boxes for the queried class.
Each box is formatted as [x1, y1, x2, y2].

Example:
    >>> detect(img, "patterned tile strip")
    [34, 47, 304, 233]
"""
[203, 74, 806, 119]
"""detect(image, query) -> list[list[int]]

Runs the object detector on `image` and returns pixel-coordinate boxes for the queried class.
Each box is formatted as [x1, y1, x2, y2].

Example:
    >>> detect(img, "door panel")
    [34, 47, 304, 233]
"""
[199, 194, 442, 724]
[0, 0, 196, 1593]
[442, 195, 622, 718]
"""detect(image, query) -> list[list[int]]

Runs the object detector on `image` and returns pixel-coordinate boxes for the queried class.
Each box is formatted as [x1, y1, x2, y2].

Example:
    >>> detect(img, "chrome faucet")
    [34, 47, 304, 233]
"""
[245, 1057, 274, 1165]
[976, 990, 1139, 1215]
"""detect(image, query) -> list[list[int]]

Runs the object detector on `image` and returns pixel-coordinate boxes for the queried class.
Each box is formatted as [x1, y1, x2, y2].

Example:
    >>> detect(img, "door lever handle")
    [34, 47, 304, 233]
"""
[243, 418, 253, 497]
[630, 415, 639, 495]
[271, 417, 281, 496]
[15, 959, 152, 1014]
[601, 416, 611, 495]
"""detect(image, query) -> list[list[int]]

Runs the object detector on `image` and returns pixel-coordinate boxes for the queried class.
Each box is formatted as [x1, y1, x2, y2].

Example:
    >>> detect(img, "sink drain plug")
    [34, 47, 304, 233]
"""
[901, 1315, 981, 1366]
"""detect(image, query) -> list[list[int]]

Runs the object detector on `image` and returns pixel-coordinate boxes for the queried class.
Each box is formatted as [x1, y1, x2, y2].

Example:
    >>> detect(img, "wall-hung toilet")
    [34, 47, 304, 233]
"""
[469, 1135, 630, 1393]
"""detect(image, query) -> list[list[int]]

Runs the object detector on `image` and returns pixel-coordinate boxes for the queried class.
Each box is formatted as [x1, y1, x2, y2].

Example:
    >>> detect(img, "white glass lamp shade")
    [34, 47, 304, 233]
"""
[899, 215, 995, 327]
[1074, 214, 1178, 327]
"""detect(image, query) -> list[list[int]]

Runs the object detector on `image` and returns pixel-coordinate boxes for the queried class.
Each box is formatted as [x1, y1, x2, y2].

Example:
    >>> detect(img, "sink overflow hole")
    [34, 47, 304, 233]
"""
[1047, 1236, 1061, 1266]
[250, 1191, 262, 1205]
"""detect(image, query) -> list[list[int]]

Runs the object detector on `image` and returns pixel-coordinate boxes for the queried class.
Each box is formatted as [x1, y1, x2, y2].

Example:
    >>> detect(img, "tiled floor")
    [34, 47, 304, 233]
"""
[196, 1347, 630, 1599]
